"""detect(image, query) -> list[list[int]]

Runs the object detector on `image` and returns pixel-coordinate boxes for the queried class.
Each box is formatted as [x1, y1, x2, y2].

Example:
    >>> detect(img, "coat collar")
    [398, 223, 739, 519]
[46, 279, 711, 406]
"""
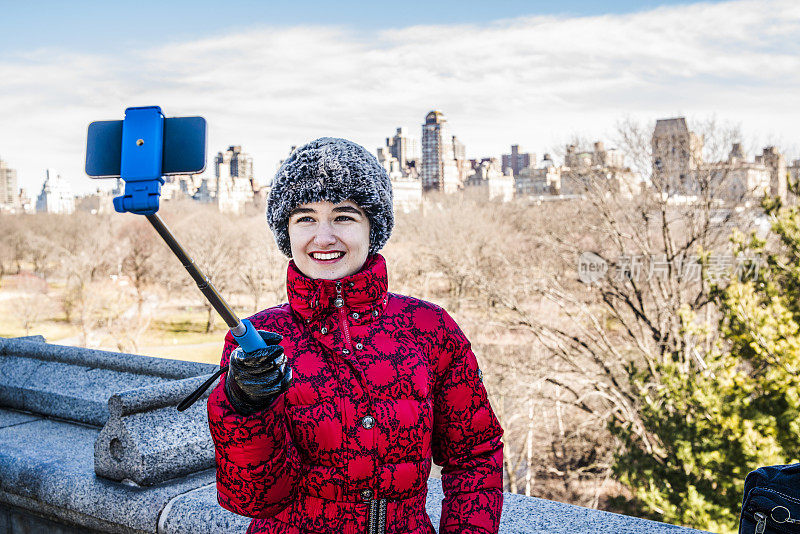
[287, 254, 389, 322]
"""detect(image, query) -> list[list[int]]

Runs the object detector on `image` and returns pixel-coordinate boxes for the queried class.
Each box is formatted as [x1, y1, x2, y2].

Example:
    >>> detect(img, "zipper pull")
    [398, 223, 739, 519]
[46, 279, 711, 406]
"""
[755, 511, 766, 534]
[334, 282, 344, 308]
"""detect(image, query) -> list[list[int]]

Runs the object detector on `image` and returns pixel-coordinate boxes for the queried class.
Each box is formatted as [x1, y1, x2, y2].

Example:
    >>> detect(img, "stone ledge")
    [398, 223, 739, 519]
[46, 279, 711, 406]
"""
[0, 407, 712, 533]
[0, 337, 216, 427]
[95, 374, 218, 486]
[427, 481, 712, 533]
[157, 478, 714, 533]
[0, 336, 219, 486]
[0, 337, 715, 533]
[0, 502, 106, 534]
[0, 337, 214, 379]
[0, 409, 215, 533]
[157, 484, 250, 534]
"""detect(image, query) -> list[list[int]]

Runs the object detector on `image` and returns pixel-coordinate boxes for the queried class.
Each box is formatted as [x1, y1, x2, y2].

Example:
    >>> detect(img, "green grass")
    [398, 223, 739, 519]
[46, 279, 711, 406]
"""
[154, 309, 217, 334]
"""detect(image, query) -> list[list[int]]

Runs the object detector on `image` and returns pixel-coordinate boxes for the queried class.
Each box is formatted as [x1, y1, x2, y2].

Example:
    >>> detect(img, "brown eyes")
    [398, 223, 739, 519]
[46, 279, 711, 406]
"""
[294, 215, 355, 223]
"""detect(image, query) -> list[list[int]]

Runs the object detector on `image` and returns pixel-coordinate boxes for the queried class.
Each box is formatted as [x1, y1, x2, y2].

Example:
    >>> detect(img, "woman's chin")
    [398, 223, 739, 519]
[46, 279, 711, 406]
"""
[294, 251, 369, 280]
[300, 260, 349, 280]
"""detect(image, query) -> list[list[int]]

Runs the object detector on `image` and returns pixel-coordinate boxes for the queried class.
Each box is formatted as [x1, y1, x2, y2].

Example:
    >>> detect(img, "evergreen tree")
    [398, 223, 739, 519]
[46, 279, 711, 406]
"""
[612, 195, 800, 533]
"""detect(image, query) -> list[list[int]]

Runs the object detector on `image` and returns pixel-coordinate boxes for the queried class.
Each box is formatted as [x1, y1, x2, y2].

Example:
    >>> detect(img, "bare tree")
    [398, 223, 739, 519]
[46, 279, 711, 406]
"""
[103, 285, 153, 352]
[393, 192, 619, 507]
[11, 214, 63, 281]
[10, 274, 51, 336]
[389, 118, 763, 515]
[0, 216, 18, 285]
[56, 213, 120, 341]
[398, 190, 505, 312]
[469, 118, 762, 514]
[171, 207, 241, 332]
[119, 219, 160, 314]
[235, 218, 287, 313]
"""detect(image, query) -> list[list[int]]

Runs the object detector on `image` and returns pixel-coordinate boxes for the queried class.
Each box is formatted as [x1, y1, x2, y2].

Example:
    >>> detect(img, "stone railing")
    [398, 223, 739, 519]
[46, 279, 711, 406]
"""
[0, 336, 713, 533]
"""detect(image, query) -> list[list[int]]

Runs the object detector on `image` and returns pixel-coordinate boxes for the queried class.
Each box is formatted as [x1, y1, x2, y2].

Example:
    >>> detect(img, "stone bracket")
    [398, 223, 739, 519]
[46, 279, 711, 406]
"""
[94, 374, 218, 486]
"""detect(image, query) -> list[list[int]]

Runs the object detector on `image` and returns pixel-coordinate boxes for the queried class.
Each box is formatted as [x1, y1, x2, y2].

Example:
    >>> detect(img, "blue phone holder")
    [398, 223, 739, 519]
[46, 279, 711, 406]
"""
[113, 106, 166, 215]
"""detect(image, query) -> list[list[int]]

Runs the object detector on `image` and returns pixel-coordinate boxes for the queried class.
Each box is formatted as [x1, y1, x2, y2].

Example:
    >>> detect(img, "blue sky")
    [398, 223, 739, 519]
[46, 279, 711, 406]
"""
[3, 1, 729, 54]
[1, 0, 798, 194]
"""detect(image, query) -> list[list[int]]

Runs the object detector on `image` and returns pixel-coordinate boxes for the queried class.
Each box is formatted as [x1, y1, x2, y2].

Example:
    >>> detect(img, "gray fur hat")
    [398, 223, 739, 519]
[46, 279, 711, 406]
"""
[266, 137, 394, 258]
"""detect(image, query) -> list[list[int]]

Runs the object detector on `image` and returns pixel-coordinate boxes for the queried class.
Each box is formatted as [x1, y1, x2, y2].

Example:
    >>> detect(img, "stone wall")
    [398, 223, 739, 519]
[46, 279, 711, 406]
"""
[0, 336, 713, 533]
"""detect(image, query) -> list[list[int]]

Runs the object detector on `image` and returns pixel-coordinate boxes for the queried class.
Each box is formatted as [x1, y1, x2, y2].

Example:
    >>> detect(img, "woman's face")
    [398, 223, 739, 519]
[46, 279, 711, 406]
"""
[288, 200, 371, 280]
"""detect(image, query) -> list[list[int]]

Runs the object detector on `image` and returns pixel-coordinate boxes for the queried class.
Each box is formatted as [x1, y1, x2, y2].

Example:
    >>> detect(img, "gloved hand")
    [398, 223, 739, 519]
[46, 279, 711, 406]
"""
[224, 330, 292, 415]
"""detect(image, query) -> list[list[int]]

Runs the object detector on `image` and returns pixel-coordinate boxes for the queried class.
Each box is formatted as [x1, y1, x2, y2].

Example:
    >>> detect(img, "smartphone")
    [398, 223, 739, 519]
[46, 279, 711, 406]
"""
[86, 116, 207, 178]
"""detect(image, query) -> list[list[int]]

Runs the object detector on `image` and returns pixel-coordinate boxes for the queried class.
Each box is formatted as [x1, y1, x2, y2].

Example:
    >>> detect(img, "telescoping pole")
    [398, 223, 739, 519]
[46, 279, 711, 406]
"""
[145, 213, 241, 332]
[144, 214, 263, 351]
[145, 213, 268, 412]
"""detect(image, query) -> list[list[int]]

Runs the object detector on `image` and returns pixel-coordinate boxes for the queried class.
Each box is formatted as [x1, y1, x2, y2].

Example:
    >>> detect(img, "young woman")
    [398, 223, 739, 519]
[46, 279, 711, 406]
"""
[207, 137, 504, 534]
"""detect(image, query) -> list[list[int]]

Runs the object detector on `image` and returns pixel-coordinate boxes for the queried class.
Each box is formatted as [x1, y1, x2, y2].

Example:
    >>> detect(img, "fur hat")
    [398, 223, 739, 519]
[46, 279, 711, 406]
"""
[266, 137, 394, 258]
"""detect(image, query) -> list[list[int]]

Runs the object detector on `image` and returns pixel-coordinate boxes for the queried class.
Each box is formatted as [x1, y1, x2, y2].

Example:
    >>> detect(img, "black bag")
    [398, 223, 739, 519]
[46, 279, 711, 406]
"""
[740, 463, 800, 533]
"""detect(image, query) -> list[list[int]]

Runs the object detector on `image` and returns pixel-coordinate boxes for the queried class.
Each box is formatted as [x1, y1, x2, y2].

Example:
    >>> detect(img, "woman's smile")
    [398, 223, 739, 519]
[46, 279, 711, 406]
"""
[309, 250, 346, 262]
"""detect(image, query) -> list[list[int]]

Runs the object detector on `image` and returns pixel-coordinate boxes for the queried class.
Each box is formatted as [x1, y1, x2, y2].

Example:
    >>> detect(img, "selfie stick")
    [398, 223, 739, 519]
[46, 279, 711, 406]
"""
[85, 106, 267, 409]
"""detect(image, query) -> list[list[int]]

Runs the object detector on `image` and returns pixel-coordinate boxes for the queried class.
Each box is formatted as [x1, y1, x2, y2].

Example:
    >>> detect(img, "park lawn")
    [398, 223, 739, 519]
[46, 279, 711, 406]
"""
[135, 339, 224, 365]
[114, 307, 228, 363]
[0, 319, 75, 341]
[0, 304, 227, 365]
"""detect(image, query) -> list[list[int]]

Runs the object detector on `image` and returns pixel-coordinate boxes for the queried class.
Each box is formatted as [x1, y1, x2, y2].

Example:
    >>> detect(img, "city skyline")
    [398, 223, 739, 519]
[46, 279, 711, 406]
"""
[1, 0, 798, 194]
[6, 110, 796, 217]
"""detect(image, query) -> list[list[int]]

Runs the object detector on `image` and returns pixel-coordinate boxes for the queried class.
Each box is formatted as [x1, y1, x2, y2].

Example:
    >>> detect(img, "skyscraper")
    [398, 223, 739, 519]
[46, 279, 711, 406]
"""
[651, 118, 703, 195]
[215, 146, 254, 183]
[0, 158, 18, 208]
[760, 146, 787, 199]
[212, 146, 255, 214]
[421, 111, 461, 193]
[501, 145, 535, 177]
[386, 128, 419, 169]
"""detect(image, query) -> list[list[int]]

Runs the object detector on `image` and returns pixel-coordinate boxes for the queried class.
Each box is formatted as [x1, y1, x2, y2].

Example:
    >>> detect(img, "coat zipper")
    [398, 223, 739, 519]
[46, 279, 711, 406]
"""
[336, 283, 354, 353]
[339, 307, 354, 351]
[337, 282, 385, 534]
[367, 498, 387, 534]
[377, 498, 387, 533]
[368, 499, 377, 534]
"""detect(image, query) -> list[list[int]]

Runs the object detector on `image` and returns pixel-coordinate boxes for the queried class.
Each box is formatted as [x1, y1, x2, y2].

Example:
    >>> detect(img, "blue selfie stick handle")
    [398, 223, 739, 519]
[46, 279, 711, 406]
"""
[231, 318, 267, 352]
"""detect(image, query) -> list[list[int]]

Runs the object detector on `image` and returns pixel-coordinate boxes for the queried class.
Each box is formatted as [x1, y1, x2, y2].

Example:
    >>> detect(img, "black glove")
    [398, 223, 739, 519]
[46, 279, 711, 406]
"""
[224, 330, 292, 415]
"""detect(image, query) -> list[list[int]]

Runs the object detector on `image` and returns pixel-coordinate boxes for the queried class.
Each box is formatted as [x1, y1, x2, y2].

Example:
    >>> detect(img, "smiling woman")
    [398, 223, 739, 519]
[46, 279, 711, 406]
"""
[288, 200, 371, 280]
[207, 137, 504, 534]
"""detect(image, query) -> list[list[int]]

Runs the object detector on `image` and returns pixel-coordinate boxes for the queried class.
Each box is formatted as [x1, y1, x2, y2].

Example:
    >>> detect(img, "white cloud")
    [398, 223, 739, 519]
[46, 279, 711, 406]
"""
[0, 0, 798, 195]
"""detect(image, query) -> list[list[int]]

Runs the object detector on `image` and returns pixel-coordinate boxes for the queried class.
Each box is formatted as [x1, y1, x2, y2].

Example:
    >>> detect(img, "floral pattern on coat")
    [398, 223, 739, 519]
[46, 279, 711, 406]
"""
[208, 254, 504, 534]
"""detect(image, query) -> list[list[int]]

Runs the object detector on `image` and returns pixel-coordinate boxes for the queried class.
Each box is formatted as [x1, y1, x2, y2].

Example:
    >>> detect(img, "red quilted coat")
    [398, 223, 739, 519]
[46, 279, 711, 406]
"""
[207, 254, 504, 534]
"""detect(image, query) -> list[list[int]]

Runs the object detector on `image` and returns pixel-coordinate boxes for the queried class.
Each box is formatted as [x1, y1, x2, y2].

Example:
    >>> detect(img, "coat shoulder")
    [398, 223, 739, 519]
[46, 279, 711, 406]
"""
[386, 293, 463, 340]
[387, 292, 446, 319]
[247, 303, 294, 329]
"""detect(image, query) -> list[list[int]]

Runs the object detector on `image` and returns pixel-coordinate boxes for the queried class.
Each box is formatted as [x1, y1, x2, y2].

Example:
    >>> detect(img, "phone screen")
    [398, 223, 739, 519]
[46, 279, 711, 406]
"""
[86, 116, 207, 178]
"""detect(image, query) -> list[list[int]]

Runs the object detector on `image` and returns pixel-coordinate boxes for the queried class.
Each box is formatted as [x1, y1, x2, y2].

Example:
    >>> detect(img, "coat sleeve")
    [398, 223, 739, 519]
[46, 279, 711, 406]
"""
[206, 331, 302, 518]
[432, 310, 504, 534]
